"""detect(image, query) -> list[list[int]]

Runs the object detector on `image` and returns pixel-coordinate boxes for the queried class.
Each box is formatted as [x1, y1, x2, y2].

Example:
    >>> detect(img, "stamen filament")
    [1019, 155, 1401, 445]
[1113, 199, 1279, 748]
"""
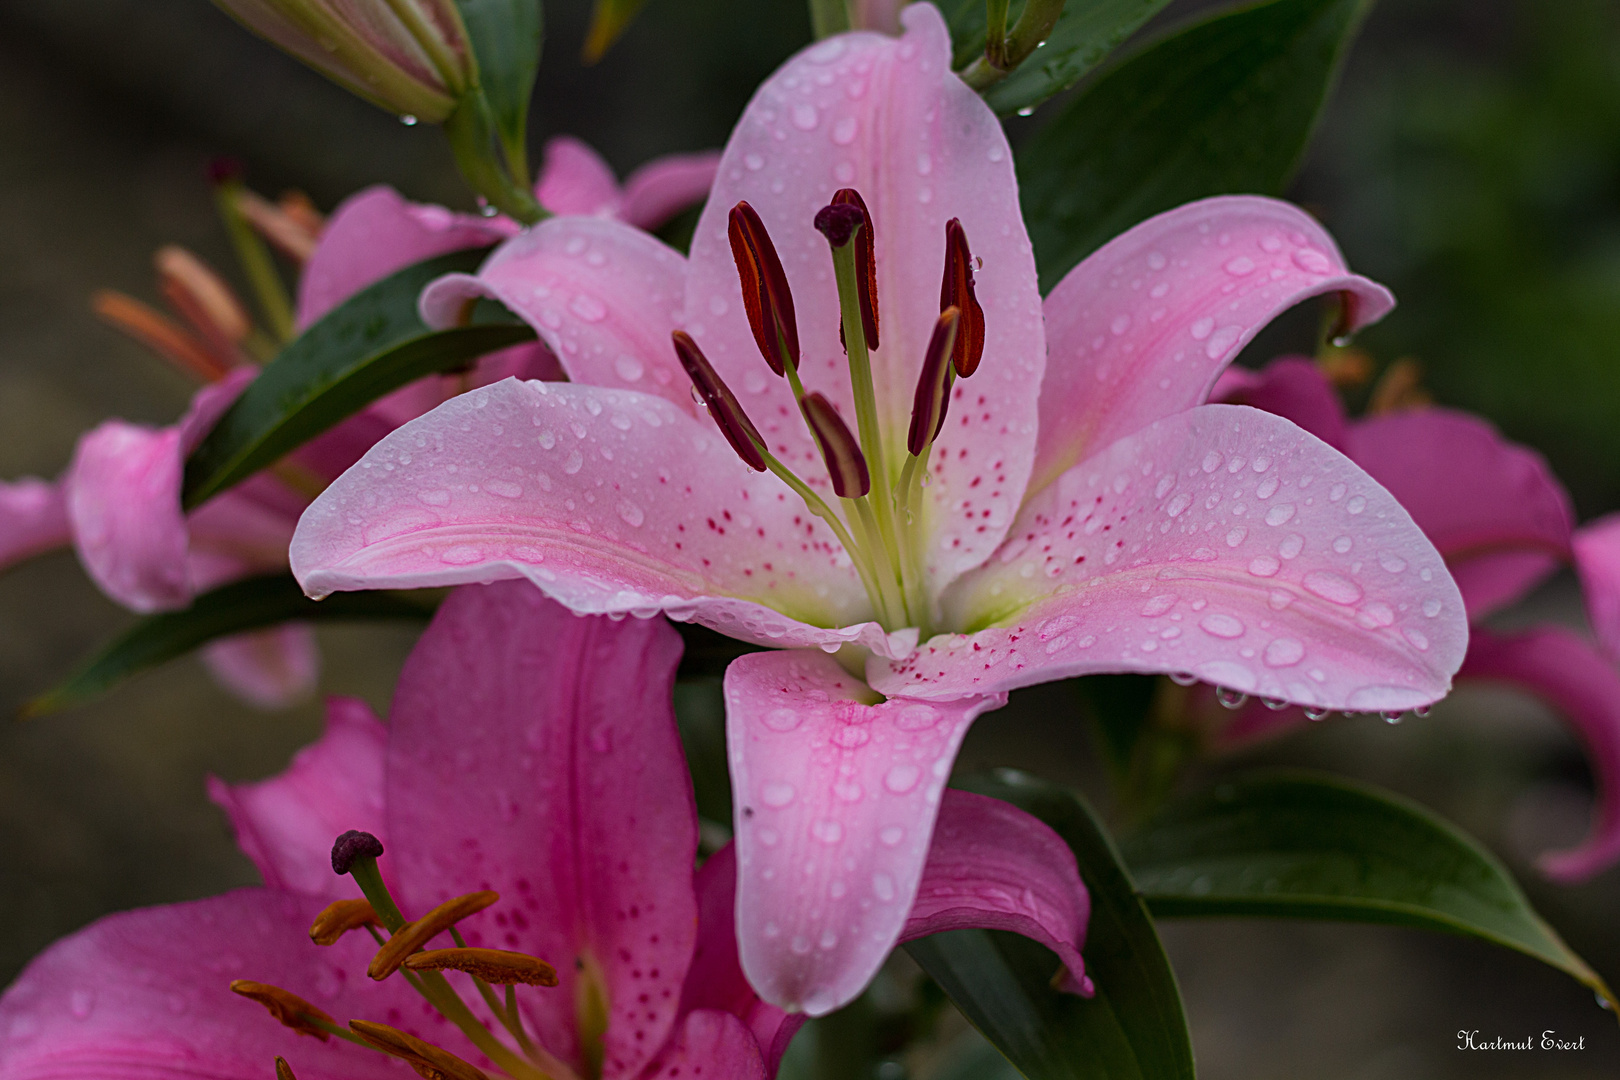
[846, 495, 907, 627]
[827, 230, 912, 620]
[210, 161, 295, 342]
[306, 1015, 389, 1051]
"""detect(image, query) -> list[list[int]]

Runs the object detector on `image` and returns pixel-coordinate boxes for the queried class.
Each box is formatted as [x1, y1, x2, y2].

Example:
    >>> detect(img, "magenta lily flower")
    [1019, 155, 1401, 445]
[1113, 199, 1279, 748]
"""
[0, 581, 1091, 1078]
[289, 5, 1466, 1010]
[0, 137, 717, 707]
[1216, 357, 1620, 880]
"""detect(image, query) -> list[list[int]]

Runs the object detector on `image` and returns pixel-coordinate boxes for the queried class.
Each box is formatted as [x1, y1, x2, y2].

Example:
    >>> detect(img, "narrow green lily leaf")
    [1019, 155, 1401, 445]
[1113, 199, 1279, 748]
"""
[941, 0, 1173, 116]
[22, 574, 437, 717]
[23, 574, 763, 717]
[182, 246, 534, 509]
[583, 0, 649, 62]
[906, 770, 1195, 1080]
[1121, 771, 1618, 1011]
[1019, 0, 1370, 289]
[455, 0, 544, 172]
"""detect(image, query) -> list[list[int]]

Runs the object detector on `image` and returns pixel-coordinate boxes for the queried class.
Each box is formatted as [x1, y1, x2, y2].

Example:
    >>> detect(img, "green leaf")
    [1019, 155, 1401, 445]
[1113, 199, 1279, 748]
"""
[1018, 0, 1371, 289]
[906, 770, 1195, 1080]
[22, 574, 437, 717]
[456, 0, 544, 172]
[1121, 771, 1618, 1011]
[941, 0, 1174, 116]
[182, 246, 535, 509]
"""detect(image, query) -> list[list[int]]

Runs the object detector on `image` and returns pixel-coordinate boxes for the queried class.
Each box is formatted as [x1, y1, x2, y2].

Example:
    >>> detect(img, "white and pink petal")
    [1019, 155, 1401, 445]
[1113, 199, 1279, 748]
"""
[724, 648, 1004, 1015]
[1032, 196, 1393, 495]
[290, 379, 909, 655]
[684, 3, 1045, 593]
[878, 405, 1467, 711]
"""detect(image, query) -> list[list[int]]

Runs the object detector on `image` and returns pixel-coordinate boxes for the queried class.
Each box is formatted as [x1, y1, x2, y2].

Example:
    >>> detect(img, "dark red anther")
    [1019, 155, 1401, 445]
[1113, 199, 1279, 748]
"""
[802, 392, 870, 498]
[727, 201, 800, 376]
[831, 189, 879, 350]
[939, 219, 985, 377]
[908, 307, 961, 456]
[672, 331, 767, 472]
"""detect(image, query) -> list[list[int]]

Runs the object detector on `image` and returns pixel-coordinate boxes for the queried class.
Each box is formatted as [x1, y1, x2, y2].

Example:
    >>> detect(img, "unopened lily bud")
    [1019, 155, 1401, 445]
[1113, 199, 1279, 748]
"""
[802, 393, 870, 498]
[209, 0, 474, 123]
[230, 980, 336, 1040]
[908, 307, 961, 456]
[728, 201, 800, 376]
[155, 246, 252, 360]
[940, 219, 986, 377]
[673, 331, 768, 472]
[349, 1020, 490, 1080]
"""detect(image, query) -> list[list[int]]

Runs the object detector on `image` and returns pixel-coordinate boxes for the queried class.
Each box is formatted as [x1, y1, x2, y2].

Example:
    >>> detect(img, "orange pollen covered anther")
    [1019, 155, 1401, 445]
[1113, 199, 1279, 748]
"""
[367, 890, 499, 980]
[939, 218, 986, 377]
[229, 980, 336, 1041]
[154, 245, 253, 353]
[672, 330, 768, 472]
[727, 200, 800, 376]
[402, 946, 560, 986]
[91, 289, 234, 383]
[274, 1056, 298, 1080]
[233, 188, 323, 263]
[802, 392, 870, 498]
[309, 897, 381, 946]
[349, 1019, 491, 1080]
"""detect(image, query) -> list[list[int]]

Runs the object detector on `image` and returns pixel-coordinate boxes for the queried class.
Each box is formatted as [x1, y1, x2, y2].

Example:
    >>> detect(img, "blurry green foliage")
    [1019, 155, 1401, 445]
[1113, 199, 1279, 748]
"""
[1306, 0, 1620, 515]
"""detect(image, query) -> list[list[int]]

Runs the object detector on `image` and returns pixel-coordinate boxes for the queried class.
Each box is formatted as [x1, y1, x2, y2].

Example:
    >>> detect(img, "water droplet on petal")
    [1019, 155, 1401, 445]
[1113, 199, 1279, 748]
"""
[1199, 613, 1245, 638]
[1302, 570, 1363, 605]
[761, 782, 796, 808]
[1215, 687, 1249, 710]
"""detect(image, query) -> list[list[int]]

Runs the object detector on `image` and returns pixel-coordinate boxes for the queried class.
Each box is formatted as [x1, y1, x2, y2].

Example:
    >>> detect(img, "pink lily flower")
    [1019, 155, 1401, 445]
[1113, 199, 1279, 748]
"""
[1216, 357, 1620, 880]
[0, 138, 719, 707]
[289, 5, 1466, 1010]
[0, 581, 1092, 1078]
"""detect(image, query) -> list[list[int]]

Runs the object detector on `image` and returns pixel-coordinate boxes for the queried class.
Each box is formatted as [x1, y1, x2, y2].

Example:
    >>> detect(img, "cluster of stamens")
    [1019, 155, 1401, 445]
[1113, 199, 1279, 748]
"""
[674, 190, 986, 634]
[233, 831, 570, 1080]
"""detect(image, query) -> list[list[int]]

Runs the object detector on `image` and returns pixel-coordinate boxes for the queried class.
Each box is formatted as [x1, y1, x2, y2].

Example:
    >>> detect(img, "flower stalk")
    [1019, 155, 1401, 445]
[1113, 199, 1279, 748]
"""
[960, 0, 1067, 90]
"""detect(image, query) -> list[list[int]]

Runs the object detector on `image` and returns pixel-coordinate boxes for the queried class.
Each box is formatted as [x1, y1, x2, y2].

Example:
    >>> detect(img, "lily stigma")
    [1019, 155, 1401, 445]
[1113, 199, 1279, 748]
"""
[291, 5, 1469, 1013]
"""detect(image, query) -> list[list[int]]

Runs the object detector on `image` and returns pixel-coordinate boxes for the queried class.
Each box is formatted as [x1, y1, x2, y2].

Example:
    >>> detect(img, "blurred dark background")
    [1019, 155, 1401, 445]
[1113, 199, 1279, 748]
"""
[2, 0, 1617, 1076]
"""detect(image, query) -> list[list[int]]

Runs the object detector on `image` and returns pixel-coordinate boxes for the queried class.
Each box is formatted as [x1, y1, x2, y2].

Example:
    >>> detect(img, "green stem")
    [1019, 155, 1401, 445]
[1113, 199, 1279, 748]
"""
[347, 859, 407, 932]
[761, 450, 890, 627]
[307, 1015, 390, 1051]
[444, 94, 546, 225]
[960, 0, 1068, 90]
[849, 496, 906, 627]
[984, 0, 1011, 68]
[829, 238, 908, 608]
[414, 969, 555, 1080]
[808, 0, 851, 38]
[893, 450, 932, 636]
[214, 179, 294, 342]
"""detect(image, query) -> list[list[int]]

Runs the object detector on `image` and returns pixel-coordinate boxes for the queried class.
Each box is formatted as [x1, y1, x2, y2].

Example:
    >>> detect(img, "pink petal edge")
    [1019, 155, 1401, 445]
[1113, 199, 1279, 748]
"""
[1461, 626, 1620, 882]
[0, 477, 71, 570]
[206, 695, 387, 897]
[535, 136, 624, 219]
[621, 150, 723, 231]
[1032, 196, 1394, 496]
[1573, 514, 1620, 663]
